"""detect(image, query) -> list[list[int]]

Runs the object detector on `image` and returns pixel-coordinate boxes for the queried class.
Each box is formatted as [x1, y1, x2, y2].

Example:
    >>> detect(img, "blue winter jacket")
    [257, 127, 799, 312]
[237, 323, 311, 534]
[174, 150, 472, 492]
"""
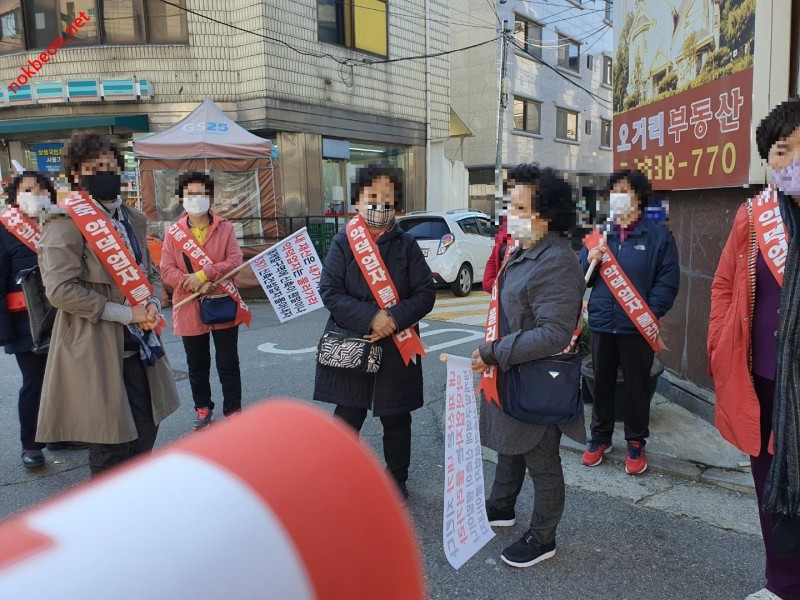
[579, 218, 680, 335]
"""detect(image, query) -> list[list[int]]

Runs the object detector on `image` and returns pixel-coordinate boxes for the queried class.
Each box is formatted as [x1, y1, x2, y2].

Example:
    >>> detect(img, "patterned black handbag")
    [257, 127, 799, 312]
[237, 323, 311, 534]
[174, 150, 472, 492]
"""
[316, 324, 382, 374]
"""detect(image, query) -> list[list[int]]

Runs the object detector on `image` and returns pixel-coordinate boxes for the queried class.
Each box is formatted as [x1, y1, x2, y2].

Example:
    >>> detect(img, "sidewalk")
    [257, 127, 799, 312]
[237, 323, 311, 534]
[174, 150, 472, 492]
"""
[488, 394, 755, 494]
[571, 395, 754, 493]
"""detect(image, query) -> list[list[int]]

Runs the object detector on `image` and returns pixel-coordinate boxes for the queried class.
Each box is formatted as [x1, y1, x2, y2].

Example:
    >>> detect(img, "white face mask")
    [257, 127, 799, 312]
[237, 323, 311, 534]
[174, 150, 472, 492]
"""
[507, 214, 534, 242]
[17, 192, 52, 217]
[183, 195, 210, 216]
[609, 192, 636, 222]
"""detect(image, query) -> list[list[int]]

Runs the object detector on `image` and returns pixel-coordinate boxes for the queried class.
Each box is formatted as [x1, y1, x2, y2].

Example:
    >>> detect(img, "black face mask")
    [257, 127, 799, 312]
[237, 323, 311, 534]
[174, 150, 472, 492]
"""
[80, 171, 121, 202]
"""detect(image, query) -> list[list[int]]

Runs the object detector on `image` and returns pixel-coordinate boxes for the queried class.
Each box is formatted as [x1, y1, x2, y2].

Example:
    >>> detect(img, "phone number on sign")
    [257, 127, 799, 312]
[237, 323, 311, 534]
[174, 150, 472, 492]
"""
[619, 143, 737, 183]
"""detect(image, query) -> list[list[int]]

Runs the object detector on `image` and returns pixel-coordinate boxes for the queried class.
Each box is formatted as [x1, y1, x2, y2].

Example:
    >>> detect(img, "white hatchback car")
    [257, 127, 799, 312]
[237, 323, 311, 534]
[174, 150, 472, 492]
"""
[397, 210, 496, 296]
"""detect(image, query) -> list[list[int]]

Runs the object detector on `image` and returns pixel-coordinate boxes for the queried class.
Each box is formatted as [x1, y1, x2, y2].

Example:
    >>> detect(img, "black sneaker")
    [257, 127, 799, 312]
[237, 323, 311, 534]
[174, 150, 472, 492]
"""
[193, 407, 213, 431]
[397, 481, 409, 501]
[501, 531, 556, 568]
[485, 502, 516, 527]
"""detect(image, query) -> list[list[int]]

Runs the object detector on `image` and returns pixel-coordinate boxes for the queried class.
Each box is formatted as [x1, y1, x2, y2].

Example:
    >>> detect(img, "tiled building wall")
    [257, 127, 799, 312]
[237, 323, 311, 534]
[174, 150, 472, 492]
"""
[0, 0, 450, 136]
[446, 0, 613, 176]
[504, 0, 613, 175]
[259, 0, 448, 139]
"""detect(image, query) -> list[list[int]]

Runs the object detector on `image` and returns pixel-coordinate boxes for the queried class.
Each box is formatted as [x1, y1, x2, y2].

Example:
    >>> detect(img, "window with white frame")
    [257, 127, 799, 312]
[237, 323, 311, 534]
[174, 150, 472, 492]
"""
[557, 34, 580, 72]
[513, 97, 542, 135]
[605, 0, 613, 22]
[556, 108, 579, 141]
[515, 15, 542, 60]
[603, 56, 612, 85]
[601, 119, 612, 147]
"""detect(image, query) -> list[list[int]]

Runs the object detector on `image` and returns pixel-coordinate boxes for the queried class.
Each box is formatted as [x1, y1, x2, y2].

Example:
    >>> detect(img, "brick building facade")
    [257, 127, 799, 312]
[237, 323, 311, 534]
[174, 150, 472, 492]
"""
[0, 0, 450, 216]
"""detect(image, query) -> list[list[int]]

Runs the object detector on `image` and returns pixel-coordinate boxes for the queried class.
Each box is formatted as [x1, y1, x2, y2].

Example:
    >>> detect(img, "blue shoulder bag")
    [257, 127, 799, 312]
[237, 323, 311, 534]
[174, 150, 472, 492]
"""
[501, 309, 582, 426]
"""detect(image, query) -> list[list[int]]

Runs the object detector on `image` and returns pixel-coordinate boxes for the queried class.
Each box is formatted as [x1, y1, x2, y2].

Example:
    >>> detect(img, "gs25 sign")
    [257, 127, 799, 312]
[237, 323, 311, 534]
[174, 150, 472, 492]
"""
[181, 121, 229, 133]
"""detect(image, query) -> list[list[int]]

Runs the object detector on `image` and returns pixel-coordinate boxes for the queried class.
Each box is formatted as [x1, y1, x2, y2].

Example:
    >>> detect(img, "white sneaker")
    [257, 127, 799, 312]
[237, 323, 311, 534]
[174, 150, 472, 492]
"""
[745, 589, 783, 600]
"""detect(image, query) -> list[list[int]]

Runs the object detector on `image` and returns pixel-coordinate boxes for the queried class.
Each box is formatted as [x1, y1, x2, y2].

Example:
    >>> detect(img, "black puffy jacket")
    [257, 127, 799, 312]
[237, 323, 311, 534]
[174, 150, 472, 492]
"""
[0, 224, 37, 354]
[313, 222, 435, 416]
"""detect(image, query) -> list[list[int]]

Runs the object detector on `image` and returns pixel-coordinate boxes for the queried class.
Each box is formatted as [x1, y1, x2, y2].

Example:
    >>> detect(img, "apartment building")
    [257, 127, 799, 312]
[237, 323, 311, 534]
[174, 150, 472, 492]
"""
[0, 0, 451, 215]
[446, 0, 613, 215]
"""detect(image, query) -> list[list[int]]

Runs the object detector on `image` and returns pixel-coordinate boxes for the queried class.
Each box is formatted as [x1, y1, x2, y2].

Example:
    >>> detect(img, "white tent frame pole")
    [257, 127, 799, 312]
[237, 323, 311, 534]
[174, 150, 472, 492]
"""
[135, 158, 142, 212]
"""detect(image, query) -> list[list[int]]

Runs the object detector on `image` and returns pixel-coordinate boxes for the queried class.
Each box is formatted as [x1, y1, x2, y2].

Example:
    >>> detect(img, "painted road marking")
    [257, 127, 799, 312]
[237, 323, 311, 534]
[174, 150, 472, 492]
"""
[427, 292, 489, 326]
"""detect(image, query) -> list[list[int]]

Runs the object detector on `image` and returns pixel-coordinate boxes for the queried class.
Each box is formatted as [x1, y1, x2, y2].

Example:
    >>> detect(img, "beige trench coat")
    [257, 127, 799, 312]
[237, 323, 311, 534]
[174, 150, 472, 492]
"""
[36, 205, 180, 444]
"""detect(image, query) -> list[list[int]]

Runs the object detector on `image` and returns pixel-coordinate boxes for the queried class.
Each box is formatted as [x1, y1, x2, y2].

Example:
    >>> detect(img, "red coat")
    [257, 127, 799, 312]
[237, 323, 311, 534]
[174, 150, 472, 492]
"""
[160, 214, 245, 337]
[708, 201, 769, 457]
[482, 217, 508, 294]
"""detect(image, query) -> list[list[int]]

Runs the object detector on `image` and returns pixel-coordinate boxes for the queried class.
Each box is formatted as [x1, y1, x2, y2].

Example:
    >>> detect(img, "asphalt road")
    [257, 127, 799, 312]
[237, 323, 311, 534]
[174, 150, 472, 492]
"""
[0, 303, 765, 599]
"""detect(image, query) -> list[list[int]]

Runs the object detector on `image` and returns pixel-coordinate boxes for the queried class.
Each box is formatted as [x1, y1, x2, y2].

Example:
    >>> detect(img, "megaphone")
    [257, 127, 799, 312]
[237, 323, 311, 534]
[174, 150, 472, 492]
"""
[0, 400, 427, 599]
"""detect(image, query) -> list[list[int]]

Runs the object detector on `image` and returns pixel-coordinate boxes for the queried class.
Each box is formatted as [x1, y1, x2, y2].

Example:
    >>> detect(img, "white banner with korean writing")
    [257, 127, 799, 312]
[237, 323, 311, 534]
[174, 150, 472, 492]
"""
[250, 227, 324, 323]
[443, 354, 494, 570]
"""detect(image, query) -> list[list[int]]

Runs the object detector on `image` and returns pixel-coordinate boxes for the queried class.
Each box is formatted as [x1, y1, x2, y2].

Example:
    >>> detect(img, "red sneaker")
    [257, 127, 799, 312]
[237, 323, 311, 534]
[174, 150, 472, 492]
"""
[581, 441, 613, 467]
[192, 407, 213, 431]
[625, 441, 647, 475]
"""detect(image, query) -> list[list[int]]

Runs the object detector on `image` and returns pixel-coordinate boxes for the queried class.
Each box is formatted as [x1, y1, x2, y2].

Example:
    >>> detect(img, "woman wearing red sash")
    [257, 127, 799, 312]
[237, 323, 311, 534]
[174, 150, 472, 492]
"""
[0, 172, 56, 469]
[470, 165, 585, 568]
[36, 133, 179, 476]
[709, 99, 800, 600]
[161, 171, 247, 431]
[579, 170, 680, 475]
[313, 165, 435, 500]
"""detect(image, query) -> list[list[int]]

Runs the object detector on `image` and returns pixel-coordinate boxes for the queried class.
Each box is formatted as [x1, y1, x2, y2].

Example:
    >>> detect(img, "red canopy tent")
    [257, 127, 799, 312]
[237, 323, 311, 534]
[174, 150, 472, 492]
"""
[134, 99, 282, 255]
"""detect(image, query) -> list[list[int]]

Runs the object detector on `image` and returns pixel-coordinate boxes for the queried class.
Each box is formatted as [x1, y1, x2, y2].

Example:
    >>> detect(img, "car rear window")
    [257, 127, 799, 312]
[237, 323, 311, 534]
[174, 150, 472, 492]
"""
[398, 217, 451, 240]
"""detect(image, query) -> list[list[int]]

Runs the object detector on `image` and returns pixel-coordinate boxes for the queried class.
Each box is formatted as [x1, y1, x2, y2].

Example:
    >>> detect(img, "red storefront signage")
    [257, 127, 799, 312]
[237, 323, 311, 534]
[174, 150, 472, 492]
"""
[614, 67, 753, 190]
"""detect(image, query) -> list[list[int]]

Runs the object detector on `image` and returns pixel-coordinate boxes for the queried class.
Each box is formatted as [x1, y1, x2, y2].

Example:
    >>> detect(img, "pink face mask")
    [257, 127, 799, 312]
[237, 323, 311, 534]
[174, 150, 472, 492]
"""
[772, 158, 800, 195]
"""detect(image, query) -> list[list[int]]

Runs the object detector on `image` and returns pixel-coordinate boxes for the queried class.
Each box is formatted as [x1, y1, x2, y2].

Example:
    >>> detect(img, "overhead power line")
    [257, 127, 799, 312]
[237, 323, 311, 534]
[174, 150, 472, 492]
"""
[509, 35, 612, 107]
[355, 35, 502, 66]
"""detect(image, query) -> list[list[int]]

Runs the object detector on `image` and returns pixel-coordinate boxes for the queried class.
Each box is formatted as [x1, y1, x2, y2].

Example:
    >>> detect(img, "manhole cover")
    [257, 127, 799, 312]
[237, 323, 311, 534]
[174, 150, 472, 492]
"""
[172, 370, 189, 382]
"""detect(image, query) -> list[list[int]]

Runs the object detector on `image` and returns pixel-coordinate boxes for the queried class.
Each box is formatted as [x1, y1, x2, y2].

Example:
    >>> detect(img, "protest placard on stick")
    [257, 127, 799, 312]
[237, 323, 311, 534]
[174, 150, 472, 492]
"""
[250, 227, 324, 323]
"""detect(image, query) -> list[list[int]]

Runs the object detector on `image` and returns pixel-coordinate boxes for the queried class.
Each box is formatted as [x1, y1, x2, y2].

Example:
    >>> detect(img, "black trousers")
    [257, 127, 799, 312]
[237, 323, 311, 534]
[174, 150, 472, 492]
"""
[589, 332, 655, 445]
[14, 351, 47, 451]
[182, 326, 241, 416]
[333, 405, 412, 484]
[89, 356, 159, 476]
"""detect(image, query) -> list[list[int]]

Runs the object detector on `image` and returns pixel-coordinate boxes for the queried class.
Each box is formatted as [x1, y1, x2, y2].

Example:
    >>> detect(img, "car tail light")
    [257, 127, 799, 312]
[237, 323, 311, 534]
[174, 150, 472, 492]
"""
[437, 233, 455, 255]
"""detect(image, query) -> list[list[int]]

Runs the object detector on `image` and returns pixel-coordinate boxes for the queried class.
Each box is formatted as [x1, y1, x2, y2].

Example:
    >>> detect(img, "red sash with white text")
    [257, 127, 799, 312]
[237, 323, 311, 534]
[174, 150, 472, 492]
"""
[61, 191, 155, 307]
[0, 206, 41, 253]
[751, 185, 785, 287]
[478, 244, 513, 406]
[584, 229, 665, 352]
[345, 214, 425, 366]
[166, 218, 252, 327]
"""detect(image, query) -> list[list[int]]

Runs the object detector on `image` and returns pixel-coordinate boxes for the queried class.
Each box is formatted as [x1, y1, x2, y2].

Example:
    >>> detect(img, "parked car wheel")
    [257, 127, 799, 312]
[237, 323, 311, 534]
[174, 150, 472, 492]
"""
[451, 264, 473, 297]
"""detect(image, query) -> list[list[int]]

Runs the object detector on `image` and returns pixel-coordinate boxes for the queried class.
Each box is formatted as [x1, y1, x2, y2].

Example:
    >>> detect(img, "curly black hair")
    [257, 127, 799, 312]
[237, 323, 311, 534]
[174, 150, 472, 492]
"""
[176, 171, 215, 200]
[351, 165, 403, 207]
[63, 133, 126, 188]
[509, 164, 576, 234]
[534, 167, 576, 234]
[6, 171, 57, 205]
[756, 98, 800, 161]
[510, 162, 540, 185]
[608, 169, 652, 210]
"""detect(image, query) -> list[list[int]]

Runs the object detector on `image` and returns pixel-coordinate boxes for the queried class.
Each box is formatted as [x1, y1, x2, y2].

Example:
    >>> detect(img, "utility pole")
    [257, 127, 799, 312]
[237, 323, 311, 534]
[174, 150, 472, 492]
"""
[494, 19, 511, 220]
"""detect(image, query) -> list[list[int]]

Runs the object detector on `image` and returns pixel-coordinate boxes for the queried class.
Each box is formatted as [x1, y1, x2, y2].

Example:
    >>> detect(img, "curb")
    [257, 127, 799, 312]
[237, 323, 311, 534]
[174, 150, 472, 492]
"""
[482, 441, 755, 495]
[559, 440, 755, 495]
